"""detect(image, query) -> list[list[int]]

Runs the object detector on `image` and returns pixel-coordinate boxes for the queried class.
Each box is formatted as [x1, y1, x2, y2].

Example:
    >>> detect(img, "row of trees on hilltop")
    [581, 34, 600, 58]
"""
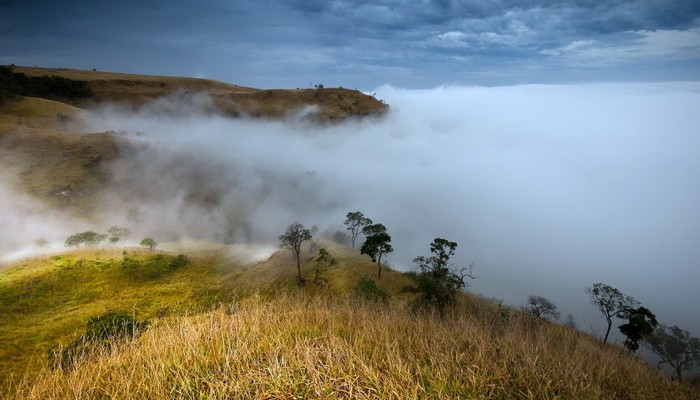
[64, 226, 157, 251]
[281, 212, 699, 380]
[279, 211, 474, 316]
[524, 282, 700, 381]
[585, 282, 700, 381]
[0, 65, 93, 104]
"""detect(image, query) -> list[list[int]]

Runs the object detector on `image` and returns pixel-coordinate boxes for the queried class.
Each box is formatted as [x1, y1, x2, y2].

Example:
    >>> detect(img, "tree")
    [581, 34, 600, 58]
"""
[402, 238, 474, 316]
[360, 224, 392, 279]
[344, 211, 372, 248]
[34, 238, 49, 249]
[523, 294, 560, 321]
[645, 325, 700, 381]
[65, 231, 107, 248]
[565, 314, 578, 329]
[108, 226, 131, 245]
[585, 283, 639, 344]
[362, 223, 386, 236]
[279, 222, 312, 283]
[618, 306, 658, 352]
[314, 247, 336, 283]
[140, 237, 157, 251]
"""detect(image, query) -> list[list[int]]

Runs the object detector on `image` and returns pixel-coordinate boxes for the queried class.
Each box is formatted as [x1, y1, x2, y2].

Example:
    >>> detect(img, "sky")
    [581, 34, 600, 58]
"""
[1, 1, 700, 344]
[1, 0, 700, 88]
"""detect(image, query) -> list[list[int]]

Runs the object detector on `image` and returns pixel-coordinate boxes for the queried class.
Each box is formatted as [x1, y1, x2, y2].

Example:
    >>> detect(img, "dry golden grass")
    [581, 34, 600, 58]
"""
[7, 291, 697, 400]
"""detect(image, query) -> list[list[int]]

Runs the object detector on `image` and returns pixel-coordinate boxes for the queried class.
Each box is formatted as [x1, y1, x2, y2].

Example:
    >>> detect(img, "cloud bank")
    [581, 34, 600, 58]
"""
[2, 82, 699, 339]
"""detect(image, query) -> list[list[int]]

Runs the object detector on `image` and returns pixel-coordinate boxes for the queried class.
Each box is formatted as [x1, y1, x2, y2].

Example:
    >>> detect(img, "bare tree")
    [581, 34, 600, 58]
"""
[344, 211, 372, 248]
[523, 295, 560, 321]
[279, 222, 312, 283]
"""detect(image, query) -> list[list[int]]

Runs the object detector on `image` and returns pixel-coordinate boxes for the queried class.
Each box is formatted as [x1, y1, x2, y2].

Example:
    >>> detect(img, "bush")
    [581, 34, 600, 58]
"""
[0, 66, 93, 103]
[121, 254, 189, 280]
[49, 312, 147, 370]
[353, 277, 389, 303]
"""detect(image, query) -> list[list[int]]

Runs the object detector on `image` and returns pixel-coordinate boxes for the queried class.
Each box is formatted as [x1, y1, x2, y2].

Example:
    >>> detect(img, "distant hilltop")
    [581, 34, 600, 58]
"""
[1, 65, 389, 122]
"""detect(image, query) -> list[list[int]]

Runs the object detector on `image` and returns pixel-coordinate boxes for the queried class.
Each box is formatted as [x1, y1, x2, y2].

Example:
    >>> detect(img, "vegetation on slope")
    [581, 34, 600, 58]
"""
[1, 239, 698, 399]
[7, 66, 388, 122]
[0, 240, 407, 390]
[8, 291, 699, 399]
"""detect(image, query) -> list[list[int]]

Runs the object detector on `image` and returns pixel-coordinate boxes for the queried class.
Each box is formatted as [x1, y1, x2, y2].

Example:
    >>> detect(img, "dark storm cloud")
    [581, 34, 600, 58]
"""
[2, 0, 698, 87]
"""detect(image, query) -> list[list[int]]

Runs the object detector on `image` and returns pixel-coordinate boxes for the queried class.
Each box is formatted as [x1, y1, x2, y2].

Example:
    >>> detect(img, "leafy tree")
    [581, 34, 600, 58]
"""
[585, 283, 639, 344]
[108, 226, 131, 244]
[344, 211, 372, 248]
[618, 306, 658, 352]
[279, 222, 312, 283]
[314, 247, 336, 282]
[34, 237, 49, 249]
[362, 223, 386, 236]
[65, 231, 107, 248]
[402, 238, 474, 316]
[360, 224, 392, 279]
[565, 314, 578, 329]
[140, 237, 157, 251]
[523, 294, 560, 321]
[646, 324, 700, 381]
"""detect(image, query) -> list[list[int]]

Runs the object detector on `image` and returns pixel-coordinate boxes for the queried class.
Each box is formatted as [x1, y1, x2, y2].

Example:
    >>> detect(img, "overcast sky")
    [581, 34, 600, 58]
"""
[2, 0, 699, 88]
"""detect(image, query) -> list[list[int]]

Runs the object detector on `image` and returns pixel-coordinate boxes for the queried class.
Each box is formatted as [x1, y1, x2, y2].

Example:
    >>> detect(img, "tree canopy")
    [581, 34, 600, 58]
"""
[65, 231, 107, 248]
[618, 306, 658, 352]
[646, 324, 700, 381]
[344, 211, 372, 248]
[403, 238, 474, 316]
[140, 237, 157, 251]
[360, 224, 392, 279]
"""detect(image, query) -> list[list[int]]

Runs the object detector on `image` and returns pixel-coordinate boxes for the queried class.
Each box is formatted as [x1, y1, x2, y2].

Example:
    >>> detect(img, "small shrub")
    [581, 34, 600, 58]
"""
[353, 277, 389, 303]
[49, 312, 147, 370]
[121, 254, 189, 280]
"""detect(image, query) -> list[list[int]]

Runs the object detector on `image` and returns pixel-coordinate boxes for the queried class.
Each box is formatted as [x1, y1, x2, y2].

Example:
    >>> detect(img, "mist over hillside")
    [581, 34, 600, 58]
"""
[2, 82, 699, 340]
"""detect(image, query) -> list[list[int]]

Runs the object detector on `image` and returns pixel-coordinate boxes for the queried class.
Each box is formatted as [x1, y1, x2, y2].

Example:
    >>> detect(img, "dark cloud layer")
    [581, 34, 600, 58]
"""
[1, 0, 698, 87]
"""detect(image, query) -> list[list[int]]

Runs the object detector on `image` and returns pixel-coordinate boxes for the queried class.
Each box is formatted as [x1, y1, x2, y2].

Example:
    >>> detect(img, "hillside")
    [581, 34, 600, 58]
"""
[0, 239, 408, 387]
[1, 65, 698, 398]
[7, 66, 388, 121]
[1, 241, 698, 399]
[0, 65, 388, 219]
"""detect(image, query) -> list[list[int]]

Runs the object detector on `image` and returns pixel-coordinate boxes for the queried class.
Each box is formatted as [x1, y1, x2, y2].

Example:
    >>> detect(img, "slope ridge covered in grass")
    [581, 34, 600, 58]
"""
[0, 240, 405, 390]
[9, 291, 699, 399]
[8, 66, 388, 122]
[2, 241, 698, 399]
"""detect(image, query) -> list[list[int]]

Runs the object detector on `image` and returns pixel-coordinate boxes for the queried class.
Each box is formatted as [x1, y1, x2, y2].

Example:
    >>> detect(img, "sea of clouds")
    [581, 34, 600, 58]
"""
[2, 82, 699, 340]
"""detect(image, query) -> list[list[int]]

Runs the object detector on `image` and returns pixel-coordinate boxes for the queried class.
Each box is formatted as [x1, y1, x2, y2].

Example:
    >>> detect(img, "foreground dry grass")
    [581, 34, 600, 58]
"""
[8, 292, 697, 400]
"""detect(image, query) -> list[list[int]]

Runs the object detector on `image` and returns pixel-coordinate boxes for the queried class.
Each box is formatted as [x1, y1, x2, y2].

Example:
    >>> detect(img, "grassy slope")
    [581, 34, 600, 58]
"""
[0, 66, 388, 216]
[10, 66, 388, 122]
[0, 239, 406, 389]
[1, 241, 699, 399]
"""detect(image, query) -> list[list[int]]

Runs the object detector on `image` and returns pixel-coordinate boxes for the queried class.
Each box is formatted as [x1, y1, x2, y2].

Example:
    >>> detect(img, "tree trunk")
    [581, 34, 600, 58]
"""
[603, 317, 612, 344]
[377, 255, 382, 279]
[296, 252, 302, 281]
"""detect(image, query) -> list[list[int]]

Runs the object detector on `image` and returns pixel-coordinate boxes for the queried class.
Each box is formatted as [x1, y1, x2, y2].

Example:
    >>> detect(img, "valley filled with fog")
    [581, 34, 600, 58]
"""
[2, 82, 699, 340]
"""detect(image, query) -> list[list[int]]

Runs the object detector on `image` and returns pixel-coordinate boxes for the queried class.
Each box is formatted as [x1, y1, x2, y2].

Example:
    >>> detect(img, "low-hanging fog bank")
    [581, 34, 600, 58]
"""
[3, 82, 699, 339]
